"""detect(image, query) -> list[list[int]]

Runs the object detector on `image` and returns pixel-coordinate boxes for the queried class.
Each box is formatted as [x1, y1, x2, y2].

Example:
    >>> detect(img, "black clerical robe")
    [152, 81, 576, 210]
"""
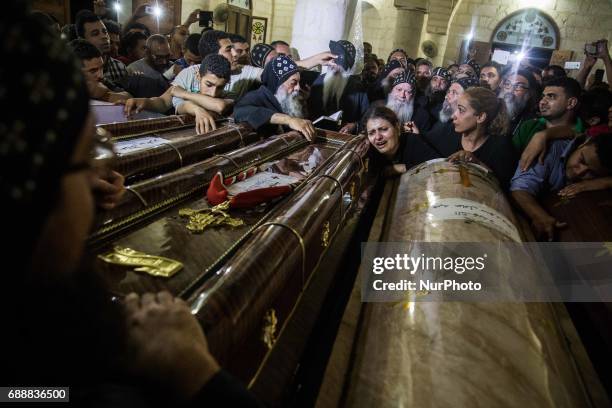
[308, 73, 369, 126]
[234, 85, 283, 134]
[426, 121, 518, 189]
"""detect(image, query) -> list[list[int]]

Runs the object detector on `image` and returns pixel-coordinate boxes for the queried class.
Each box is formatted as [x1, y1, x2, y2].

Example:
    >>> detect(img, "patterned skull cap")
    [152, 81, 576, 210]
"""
[465, 59, 481, 76]
[432, 67, 451, 82]
[262, 55, 299, 93]
[391, 70, 416, 89]
[329, 40, 356, 71]
[250, 43, 275, 68]
[453, 76, 480, 90]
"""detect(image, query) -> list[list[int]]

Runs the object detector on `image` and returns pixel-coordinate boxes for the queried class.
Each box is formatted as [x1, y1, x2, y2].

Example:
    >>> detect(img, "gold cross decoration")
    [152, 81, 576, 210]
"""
[179, 201, 244, 233]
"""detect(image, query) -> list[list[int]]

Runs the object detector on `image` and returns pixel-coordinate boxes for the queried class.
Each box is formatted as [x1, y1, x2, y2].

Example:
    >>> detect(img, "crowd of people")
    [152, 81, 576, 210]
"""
[2, 0, 612, 406]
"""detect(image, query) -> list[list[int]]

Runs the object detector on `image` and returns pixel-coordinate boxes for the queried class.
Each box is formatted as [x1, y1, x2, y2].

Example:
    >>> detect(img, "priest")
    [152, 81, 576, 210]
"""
[234, 55, 315, 140]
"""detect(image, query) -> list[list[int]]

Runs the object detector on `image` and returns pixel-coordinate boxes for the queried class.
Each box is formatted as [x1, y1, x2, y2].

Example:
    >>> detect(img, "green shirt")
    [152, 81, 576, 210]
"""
[512, 117, 585, 151]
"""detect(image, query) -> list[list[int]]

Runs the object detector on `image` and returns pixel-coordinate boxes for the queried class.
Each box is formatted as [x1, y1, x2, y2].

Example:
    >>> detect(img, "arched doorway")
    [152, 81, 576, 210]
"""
[490, 8, 560, 69]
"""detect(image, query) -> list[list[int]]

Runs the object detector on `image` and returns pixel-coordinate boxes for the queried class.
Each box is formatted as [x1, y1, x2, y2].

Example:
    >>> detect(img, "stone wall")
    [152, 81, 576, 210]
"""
[178, 0, 612, 74]
[442, 0, 612, 71]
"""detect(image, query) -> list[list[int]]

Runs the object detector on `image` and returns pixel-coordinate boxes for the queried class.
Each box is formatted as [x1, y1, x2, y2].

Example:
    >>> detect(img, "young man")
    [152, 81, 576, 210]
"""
[513, 77, 584, 151]
[308, 40, 369, 134]
[511, 134, 612, 240]
[69, 39, 131, 102]
[76, 10, 127, 82]
[231, 34, 250, 65]
[479, 61, 503, 93]
[234, 55, 315, 140]
[127, 34, 173, 83]
[385, 71, 432, 133]
[123, 54, 233, 132]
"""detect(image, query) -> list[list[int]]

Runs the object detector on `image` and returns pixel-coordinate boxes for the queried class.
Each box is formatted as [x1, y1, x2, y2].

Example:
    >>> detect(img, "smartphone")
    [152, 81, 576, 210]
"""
[584, 42, 598, 56]
[594, 69, 604, 82]
[199, 11, 213, 27]
[144, 5, 154, 14]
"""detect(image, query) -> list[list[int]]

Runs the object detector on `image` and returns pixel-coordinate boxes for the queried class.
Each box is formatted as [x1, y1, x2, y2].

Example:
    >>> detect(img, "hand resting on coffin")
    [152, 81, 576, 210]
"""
[91, 168, 125, 210]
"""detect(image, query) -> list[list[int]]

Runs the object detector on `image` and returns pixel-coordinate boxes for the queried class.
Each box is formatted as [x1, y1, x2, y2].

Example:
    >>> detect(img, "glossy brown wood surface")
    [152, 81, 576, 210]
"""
[187, 136, 369, 367]
[542, 189, 612, 242]
[93, 142, 339, 298]
[112, 123, 258, 184]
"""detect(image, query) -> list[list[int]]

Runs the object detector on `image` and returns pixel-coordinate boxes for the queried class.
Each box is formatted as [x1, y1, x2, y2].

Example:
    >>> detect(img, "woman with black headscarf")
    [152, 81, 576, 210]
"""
[0, 4, 261, 407]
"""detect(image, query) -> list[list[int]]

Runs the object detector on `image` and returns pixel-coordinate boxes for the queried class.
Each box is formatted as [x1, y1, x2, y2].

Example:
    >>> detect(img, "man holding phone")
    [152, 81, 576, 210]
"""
[577, 39, 612, 90]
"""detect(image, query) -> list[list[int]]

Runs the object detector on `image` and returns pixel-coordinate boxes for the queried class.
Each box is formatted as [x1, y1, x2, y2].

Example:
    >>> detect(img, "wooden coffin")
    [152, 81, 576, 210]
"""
[90, 128, 379, 393]
[324, 159, 597, 408]
[110, 123, 258, 184]
[98, 114, 196, 139]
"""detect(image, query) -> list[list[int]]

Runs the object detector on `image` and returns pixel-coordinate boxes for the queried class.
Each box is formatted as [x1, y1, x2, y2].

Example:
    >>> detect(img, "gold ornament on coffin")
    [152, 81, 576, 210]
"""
[98, 246, 183, 278]
[179, 201, 244, 233]
[321, 221, 331, 248]
[262, 309, 278, 350]
[349, 181, 357, 201]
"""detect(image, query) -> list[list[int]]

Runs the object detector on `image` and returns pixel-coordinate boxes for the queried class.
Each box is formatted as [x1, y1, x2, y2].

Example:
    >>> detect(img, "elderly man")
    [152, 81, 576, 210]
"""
[385, 71, 432, 133]
[308, 40, 369, 134]
[127, 34, 173, 83]
[499, 69, 540, 136]
[234, 55, 315, 140]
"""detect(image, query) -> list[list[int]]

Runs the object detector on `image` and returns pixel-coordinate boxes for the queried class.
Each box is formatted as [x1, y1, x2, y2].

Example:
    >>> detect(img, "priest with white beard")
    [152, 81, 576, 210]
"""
[234, 55, 316, 140]
[308, 40, 369, 134]
[385, 70, 432, 133]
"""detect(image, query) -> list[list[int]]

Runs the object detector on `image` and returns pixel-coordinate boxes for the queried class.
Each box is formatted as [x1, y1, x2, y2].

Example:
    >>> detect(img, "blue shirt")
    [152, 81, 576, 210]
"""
[510, 138, 577, 196]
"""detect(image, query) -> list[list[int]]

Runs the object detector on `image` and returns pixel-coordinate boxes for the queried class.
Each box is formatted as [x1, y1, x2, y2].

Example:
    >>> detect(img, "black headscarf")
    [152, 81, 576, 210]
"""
[1, 3, 126, 391]
[262, 55, 299, 93]
[1, 3, 90, 265]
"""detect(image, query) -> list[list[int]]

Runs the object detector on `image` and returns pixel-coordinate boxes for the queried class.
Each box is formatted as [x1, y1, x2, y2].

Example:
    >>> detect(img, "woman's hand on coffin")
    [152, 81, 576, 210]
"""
[123, 98, 147, 117]
[447, 150, 482, 165]
[384, 164, 407, 177]
[532, 214, 567, 242]
[194, 107, 217, 134]
[91, 169, 125, 210]
[124, 291, 221, 400]
[288, 117, 316, 141]
[340, 122, 357, 134]
[520, 131, 548, 171]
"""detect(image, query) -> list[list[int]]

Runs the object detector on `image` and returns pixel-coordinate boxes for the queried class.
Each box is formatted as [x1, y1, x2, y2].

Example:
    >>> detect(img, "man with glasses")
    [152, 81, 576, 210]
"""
[127, 34, 173, 84]
[499, 69, 540, 137]
[512, 77, 585, 151]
